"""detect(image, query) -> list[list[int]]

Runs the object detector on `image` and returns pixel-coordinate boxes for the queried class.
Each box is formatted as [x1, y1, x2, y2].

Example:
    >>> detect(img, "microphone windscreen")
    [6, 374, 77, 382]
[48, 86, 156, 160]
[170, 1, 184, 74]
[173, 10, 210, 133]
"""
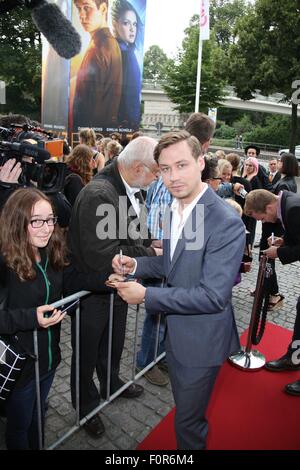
[19, 143, 51, 163]
[31, 2, 81, 59]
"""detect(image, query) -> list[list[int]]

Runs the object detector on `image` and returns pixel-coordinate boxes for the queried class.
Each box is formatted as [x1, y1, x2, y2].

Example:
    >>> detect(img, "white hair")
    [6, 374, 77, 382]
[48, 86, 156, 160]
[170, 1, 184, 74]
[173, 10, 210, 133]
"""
[117, 136, 157, 167]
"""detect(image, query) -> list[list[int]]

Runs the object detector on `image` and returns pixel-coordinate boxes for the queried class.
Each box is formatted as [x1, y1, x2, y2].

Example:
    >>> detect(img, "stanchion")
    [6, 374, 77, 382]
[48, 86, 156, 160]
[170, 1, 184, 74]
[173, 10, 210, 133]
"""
[105, 292, 114, 401]
[229, 253, 272, 370]
[33, 329, 43, 449]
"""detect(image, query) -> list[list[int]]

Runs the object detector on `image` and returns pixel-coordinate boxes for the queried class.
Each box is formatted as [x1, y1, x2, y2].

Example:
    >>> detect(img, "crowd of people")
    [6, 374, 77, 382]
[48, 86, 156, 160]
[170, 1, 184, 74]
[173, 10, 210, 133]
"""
[0, 112, 300, 451]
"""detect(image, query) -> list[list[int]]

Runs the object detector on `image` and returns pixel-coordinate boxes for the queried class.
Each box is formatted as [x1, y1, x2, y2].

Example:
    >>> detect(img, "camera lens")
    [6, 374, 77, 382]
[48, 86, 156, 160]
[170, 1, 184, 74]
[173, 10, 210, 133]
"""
[41, 164, 58, 190]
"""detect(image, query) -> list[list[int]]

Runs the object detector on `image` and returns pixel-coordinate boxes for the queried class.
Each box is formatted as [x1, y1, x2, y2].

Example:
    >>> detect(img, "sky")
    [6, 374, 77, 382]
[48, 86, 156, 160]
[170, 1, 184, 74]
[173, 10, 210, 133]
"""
[144, 0, 200, 58]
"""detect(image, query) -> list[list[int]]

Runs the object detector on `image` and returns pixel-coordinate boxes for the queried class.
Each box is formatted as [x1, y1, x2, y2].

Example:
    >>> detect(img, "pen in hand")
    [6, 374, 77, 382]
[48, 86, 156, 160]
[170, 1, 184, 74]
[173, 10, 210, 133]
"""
[119, 249, 125, 277]
[271, 232, 274, 245]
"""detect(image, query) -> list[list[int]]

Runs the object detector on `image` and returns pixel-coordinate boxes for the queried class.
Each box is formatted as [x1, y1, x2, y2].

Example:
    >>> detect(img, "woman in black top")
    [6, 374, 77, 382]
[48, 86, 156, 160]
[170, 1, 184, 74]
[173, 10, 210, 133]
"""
[273, 152, 299, 195]
[0, 188, 109, 449]
[64, 144, 94, 206]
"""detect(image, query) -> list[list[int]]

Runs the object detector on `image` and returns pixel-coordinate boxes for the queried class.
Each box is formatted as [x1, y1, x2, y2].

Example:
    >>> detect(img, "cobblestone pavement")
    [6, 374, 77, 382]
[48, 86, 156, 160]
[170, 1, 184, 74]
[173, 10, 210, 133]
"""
[0, 222, 299, 450]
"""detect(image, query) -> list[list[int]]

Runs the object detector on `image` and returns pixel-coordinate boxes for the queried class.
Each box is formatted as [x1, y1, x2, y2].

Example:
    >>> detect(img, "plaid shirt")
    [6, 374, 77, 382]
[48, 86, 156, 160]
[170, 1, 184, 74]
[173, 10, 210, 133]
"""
[146, 177, 172, 240]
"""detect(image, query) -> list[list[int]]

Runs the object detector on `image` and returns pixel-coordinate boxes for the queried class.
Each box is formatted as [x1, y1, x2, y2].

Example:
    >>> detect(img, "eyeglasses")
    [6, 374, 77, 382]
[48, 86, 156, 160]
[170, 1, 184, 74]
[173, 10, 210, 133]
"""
[212, 177, 222, 180]
[244, 164, 254, 167]
[30, 217, 58, 228]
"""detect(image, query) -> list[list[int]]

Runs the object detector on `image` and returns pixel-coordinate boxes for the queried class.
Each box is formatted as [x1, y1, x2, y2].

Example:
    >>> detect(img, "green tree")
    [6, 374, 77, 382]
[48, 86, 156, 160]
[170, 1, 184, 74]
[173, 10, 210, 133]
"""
[232, 114, 254, 134]
[143, 45, 171, 81]
[214, 123, 236, 139]
[163, 15, 226, 113]
[210, 0, 250, 51]
[0, 7, 41, 119]
[227, 0, 300, 151]
[244, 114, 300, 148]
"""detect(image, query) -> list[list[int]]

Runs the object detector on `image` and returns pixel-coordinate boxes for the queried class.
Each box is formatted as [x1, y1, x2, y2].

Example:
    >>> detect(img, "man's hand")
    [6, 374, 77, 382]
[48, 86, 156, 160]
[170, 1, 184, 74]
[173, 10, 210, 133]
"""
[152, 247, 163, 256]
[151, 239, 162, 249]
[36, 305, 66, 328]
[262, 246, 278, 259]
[232, 182, 244, 196]
[0, 158, 22, 183]
[112, 254, 135, 275]
[115, 282, 146, 305]
[243, 262, 252, 273]
[106, 273, 126, 287]
[267, 236, 284, 247]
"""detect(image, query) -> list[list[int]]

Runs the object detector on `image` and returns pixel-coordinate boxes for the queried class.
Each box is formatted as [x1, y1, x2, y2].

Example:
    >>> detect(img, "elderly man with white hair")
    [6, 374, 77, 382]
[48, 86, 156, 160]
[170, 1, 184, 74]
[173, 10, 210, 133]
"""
[68, 136, 160, 438]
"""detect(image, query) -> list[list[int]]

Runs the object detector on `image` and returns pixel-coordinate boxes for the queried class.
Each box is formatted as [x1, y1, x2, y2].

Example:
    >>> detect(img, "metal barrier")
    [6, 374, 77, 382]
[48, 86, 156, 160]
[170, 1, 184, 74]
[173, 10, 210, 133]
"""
[29, 290, 165, 450]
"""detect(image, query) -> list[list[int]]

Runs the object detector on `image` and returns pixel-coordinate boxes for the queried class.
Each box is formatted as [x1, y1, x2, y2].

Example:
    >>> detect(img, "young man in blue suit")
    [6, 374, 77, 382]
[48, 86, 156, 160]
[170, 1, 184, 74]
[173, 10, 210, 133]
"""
[111, 130, 245, 450]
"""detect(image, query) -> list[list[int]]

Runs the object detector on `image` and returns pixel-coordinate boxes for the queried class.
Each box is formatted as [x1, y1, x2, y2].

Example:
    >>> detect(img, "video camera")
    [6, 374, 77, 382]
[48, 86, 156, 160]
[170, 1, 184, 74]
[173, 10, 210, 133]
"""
[0, 123, 66, 194]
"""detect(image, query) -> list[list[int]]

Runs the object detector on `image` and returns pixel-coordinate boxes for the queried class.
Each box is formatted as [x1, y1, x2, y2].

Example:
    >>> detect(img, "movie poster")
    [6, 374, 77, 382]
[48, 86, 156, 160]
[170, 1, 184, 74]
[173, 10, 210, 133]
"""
[41, 0, 71, 134]
[70, 0, 147, 134]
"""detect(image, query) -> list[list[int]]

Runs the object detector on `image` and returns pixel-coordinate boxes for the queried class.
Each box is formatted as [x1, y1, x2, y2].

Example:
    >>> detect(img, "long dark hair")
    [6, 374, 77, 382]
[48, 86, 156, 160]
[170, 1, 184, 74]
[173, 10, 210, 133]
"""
[0, 188, 68, 281]
[65, 144, 93, 185]
[280, 152, 299, 177]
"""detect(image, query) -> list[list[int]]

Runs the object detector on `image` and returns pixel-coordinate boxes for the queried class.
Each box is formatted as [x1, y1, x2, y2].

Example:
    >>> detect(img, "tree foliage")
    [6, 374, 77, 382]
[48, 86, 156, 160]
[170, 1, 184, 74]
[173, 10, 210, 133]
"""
[163, 15, 227, 114]
[243, 114, 300, 147]
[210, 0, 250, 51]
[227, 0, 300, 149]
[0, 7, 41, 119]
[143, 45, 172, 81]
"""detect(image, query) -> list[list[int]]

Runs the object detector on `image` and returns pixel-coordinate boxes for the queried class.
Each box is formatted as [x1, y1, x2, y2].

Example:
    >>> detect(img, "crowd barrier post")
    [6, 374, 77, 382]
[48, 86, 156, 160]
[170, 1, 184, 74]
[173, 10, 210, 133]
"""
[27, 289, 166, 450]
[33, 329, 43, 450]
[228, 254, 269, 370]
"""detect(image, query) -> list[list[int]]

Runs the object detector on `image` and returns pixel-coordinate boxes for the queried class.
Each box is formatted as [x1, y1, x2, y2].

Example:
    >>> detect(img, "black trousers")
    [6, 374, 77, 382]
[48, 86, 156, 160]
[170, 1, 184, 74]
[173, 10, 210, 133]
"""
[70, 293, 128, 418]
[292, 296, 300, 343]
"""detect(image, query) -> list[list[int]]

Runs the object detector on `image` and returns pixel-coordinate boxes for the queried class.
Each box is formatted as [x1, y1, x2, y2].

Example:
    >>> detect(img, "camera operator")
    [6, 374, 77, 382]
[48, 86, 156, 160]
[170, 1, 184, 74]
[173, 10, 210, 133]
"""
[0, 158, 22, 208]
[0, 157, 71, 228]
[0, 115, 72, 227]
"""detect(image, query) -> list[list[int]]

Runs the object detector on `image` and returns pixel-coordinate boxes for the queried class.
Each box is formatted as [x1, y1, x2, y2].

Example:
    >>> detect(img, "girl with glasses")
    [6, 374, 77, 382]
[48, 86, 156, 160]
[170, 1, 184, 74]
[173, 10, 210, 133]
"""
[0, 188, 108, 449]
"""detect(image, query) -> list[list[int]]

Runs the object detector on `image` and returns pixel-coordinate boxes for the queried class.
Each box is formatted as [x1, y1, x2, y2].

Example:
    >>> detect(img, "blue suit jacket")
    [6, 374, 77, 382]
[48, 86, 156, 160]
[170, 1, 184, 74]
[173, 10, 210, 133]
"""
[135, 187, 245, 368]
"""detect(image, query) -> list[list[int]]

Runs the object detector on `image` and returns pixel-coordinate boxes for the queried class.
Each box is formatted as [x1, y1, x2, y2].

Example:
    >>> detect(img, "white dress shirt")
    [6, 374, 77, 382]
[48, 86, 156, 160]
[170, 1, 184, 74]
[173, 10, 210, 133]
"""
[120, 174, 141, 217]
[170, 184, 208, 260]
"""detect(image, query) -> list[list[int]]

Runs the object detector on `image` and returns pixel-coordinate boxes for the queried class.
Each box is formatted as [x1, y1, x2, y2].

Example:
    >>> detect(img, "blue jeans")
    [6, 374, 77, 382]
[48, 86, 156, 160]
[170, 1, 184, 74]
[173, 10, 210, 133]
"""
[5, 370, 55, 450]
[136, 279, 166, 369]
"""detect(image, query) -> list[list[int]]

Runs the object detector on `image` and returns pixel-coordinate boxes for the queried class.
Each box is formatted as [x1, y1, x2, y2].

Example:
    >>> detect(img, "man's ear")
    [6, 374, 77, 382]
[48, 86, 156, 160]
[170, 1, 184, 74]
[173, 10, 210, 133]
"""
[265, 203, 275, 216]
[197, 155, 205, 172]
[201, 139, 210, 154]
[99, 1, 108, 16]
[135, 162, 144, 175]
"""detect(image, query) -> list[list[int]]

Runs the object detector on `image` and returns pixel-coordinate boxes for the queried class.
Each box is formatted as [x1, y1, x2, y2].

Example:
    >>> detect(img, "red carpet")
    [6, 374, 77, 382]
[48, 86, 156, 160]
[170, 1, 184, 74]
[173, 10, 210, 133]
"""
[137, 323, 300, 450]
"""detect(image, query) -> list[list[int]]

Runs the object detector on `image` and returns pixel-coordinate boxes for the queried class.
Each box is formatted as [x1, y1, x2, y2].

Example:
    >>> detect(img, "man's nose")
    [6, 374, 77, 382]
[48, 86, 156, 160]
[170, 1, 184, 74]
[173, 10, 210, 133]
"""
[78, 8, 86, 20]
[169, 168, 179, 181]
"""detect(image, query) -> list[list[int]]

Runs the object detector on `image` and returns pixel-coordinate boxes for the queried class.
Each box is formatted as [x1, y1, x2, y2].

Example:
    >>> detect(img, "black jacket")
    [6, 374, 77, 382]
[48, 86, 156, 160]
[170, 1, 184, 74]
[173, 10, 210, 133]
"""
[277, 191, 300, 265]
[273, 176, 297, 195]
[68, 158, 155, 274]
[63, 169, 84, 207]
[270, 171, 281, 187]
[0, 249, 109, 388]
